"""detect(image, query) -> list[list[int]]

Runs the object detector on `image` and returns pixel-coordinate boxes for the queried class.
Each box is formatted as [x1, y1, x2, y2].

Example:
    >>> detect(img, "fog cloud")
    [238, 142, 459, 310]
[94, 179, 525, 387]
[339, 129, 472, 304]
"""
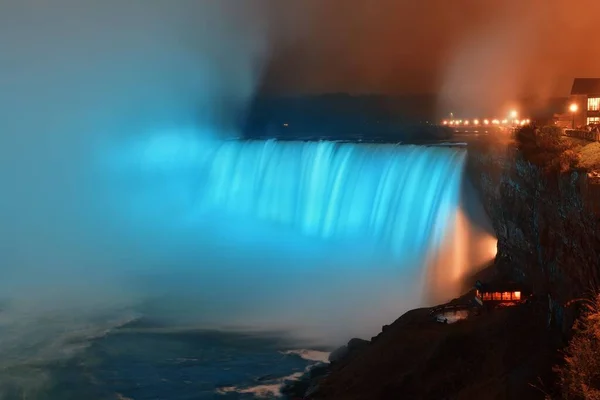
[0, 0, 269, 392]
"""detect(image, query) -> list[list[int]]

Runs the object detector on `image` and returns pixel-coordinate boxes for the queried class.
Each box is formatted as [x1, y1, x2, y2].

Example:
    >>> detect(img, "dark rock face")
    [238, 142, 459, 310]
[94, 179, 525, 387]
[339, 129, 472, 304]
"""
[328, 338, 370, 364]
[347, 338, 370, 353]
[328, 345, 348, 364]
[466, 145, 600, 333]
[281, 364, 330, 399]
[305, 144, 600, 400]
[312, 306, 555, 400]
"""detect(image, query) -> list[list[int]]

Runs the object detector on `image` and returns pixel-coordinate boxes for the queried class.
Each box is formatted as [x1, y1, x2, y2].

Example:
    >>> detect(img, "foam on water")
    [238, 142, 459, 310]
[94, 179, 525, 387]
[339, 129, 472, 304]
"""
[280, 349, 331, 363]
[216, 349, 329, 398]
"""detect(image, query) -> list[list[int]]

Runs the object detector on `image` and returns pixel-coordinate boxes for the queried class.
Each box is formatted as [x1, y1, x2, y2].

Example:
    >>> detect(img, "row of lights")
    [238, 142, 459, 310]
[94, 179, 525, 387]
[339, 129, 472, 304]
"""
[442, 118, 531, 126]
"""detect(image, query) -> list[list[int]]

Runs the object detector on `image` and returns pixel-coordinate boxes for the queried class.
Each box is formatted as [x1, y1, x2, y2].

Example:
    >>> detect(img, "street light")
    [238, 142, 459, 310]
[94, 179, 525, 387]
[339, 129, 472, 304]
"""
[510, 110, 518, 119]
[569, 103, 578, 129]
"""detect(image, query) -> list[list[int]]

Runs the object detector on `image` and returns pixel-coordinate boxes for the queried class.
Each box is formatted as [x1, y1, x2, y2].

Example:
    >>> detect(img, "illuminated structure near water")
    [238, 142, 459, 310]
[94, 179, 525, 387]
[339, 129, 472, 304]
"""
[442, 118, 531, 126]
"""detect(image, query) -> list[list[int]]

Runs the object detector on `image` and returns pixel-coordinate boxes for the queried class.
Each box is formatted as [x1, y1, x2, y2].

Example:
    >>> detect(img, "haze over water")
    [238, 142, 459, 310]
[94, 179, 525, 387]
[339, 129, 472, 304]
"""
[0, 2, 497, 397]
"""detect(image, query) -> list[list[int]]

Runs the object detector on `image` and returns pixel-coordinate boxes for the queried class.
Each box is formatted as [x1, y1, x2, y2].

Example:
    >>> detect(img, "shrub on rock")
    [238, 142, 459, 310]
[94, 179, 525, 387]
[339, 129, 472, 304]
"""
[556, 294, 600, 399]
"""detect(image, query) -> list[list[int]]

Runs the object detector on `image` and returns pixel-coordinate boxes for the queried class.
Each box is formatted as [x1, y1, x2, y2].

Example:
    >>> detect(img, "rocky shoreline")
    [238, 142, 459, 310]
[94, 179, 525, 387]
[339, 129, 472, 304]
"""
[283, 292, 559, 399]
[281, 338, 370, 399]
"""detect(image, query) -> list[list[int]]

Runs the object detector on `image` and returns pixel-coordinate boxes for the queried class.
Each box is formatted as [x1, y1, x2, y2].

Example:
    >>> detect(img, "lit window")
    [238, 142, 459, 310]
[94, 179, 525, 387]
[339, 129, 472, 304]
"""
[588, 97, 600, 111]
[513, 291, 521, 300]
[483, 293, 491, 301]
[587, 117, 600, 125]
[502, 292, 511, 300]
[492, 292, 502, 301]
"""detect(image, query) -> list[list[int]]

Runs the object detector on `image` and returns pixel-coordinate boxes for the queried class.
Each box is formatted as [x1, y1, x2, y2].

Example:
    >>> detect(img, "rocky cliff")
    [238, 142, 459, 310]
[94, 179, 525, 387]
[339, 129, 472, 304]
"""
[466, 143, 600, 334]
[302, 143, 600, 400]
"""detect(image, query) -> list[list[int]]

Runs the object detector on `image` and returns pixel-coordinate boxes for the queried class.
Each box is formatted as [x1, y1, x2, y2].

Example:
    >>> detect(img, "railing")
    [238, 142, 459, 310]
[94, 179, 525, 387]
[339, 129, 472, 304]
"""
[564, 129, 600, 142]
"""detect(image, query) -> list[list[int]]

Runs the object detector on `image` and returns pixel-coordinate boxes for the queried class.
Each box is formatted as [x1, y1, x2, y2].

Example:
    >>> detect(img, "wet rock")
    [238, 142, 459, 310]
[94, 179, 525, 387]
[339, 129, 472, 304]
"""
[328, 338, 369, 365]
[347, 338, 369, 352]
[281, 364, 330, 399]
[308, 364, 329, 380]
[328, 345, 348, 364]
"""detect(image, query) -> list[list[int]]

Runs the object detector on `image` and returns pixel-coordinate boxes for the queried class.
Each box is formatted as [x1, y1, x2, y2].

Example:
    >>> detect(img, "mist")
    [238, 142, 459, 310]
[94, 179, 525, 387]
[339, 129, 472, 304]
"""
[0, 3, 503, 396]
[0, 1, 415, 374]
[250, 1, 600, 115]
[438, 0, 600, 116]
[0, 0, 270, 381]
[425, 178, 497, 304]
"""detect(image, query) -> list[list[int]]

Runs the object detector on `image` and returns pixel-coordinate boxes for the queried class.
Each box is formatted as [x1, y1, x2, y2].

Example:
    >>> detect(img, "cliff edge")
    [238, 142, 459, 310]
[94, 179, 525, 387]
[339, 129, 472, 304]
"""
[302, 138, 600, 400]
[467, 141, 600, 333]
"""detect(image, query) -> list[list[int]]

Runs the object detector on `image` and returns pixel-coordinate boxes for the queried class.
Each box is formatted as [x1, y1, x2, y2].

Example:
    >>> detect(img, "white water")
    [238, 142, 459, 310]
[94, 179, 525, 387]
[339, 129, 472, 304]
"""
[196, 141, 466, 262]
[100, 137, 496, 336]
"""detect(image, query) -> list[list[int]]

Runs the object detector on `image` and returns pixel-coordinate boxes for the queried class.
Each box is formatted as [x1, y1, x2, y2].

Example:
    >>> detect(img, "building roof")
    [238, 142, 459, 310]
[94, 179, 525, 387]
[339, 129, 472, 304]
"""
[476, 280, 531, 294]
[571, 78, 600, 95]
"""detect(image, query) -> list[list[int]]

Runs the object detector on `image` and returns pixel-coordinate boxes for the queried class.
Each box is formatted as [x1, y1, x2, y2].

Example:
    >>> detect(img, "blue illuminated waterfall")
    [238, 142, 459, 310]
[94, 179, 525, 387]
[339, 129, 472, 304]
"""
[99, 137, 480, 340]
[196, 141, 466, 261]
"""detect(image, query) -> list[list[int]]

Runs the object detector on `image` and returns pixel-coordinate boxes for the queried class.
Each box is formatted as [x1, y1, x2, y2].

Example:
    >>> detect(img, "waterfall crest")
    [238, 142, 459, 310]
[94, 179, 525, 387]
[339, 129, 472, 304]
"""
[196, 141, 466, 267]
[93, 138, 494, 341]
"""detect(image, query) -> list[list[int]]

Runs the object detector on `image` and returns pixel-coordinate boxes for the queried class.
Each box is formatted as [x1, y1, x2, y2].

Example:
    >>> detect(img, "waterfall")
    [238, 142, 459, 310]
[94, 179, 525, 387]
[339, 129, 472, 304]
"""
[95, 136, 497, 341]
[3, 136, 491, 348]
[194, 141, 466, 268]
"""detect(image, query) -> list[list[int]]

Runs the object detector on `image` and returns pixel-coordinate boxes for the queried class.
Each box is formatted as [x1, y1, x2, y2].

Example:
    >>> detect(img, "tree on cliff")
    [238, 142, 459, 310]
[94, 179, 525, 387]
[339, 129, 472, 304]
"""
[556, 294, 600, 399]
[515, 126, 580, 173]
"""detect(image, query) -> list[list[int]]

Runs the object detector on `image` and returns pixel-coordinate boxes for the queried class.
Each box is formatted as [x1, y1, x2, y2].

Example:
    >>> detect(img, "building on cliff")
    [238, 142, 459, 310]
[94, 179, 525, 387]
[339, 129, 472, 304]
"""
[475, 281, 531, 305]
[556, 78, 600, 128]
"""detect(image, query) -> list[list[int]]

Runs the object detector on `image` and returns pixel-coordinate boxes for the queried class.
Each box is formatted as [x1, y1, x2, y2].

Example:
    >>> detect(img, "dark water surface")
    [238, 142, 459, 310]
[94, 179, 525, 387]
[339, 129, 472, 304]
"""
[41, 322, 319, 400]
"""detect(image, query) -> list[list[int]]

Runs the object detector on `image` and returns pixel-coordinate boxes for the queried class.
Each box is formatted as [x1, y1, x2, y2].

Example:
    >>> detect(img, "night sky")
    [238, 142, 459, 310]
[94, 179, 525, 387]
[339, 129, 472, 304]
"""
[1, 0, 599, 119]
[260, 0, 600, 113]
